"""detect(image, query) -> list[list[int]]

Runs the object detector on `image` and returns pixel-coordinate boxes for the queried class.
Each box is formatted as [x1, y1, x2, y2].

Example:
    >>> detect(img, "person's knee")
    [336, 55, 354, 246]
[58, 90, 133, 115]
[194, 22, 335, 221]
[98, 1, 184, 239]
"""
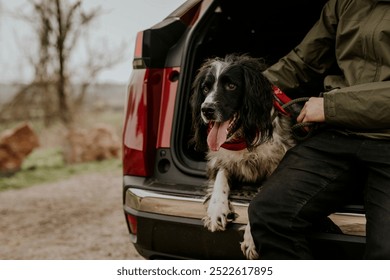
[248, 186, 301, 229]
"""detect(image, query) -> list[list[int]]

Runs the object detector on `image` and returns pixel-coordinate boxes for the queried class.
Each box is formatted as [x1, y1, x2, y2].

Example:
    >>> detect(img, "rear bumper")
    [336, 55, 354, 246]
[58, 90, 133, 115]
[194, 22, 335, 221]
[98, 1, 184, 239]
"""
[126, 208, 245, 259]
[123, 175, 366, 260]
[123, 175, 248, 259]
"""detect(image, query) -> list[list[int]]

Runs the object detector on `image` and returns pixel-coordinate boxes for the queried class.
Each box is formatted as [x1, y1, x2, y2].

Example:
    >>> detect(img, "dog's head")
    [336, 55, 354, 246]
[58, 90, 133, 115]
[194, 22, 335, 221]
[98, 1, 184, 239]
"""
[190, 54, 274, 152]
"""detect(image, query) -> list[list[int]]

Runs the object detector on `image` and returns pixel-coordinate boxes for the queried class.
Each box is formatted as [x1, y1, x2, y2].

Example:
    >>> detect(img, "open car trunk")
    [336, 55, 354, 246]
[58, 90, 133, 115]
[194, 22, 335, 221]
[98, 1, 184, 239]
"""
[123, 0, 366, 260]
[173, 0, 329, 175]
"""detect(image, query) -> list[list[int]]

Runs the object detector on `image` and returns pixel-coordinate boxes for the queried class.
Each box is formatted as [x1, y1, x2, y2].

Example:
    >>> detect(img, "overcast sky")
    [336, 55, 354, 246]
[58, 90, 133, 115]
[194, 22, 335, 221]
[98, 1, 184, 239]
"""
[0, 0, 186, 84]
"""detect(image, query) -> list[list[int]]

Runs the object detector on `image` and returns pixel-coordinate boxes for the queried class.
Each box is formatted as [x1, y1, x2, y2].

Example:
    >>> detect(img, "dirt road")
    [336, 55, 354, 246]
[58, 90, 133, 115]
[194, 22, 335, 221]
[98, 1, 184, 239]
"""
[0, 171, 144, 260]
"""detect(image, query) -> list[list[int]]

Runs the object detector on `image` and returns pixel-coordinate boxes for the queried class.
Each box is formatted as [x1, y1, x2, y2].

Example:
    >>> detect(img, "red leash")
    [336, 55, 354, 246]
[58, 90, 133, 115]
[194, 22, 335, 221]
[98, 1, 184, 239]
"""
[272, 85, 292, 116]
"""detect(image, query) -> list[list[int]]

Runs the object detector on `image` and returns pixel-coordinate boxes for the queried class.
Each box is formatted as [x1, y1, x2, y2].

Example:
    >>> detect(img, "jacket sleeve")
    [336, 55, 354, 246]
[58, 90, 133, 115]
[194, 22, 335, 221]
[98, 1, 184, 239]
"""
[263, 0, 339, 97]
[324, 82, 390, 130]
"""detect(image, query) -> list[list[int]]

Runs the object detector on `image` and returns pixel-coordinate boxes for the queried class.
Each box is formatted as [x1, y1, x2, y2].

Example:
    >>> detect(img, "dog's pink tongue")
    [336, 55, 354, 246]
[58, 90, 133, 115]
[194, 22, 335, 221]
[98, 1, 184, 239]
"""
[207, 121, 230, 151]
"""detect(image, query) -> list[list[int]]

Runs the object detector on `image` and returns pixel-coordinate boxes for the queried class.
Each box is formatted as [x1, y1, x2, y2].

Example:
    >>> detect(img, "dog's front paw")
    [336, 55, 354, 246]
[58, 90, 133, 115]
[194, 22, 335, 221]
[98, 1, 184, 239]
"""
[203, 200, 237, 232]
[240, 224, 259, 259]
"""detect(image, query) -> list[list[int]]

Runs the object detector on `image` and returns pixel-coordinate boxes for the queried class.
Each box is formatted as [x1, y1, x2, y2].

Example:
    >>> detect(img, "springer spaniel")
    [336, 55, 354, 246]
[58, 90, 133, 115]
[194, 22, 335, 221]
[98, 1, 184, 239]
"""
[190, 54, 296, 259]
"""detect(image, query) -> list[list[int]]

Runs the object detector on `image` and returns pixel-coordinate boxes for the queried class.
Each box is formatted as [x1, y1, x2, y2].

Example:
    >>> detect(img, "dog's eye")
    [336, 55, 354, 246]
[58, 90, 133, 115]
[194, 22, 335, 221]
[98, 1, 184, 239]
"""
[202, 86, 210, 95]
[225, 83, 237, 91]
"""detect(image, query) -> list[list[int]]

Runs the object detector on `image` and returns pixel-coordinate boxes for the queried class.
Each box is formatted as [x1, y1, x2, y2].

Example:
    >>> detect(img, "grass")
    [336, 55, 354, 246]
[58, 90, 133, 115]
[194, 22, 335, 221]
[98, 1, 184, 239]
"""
[0, 147, 122, 192]
[0, 109, 124, 192]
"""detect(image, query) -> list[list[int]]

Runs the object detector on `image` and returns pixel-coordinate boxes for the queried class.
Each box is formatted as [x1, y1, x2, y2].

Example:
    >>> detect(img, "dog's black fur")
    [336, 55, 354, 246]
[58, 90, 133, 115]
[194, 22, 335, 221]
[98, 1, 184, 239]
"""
[190, 54, 296, 259]
[191, 54, 275, 153]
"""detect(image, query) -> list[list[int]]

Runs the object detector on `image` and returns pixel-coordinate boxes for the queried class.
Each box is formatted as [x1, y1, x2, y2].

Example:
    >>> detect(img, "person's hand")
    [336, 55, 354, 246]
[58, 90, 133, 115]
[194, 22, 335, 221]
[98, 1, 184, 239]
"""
[297, 97, 325, 124]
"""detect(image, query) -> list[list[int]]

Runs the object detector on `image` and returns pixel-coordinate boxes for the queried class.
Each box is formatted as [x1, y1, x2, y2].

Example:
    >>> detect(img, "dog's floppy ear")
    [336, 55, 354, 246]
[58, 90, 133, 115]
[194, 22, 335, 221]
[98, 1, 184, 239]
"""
[189, 61, 211, 152]
[239, 57, 274, 147]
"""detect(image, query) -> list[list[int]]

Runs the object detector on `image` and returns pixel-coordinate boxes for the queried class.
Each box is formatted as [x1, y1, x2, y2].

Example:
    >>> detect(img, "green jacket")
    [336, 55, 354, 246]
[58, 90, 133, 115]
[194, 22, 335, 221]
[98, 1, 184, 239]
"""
[264, 0, 390, 139]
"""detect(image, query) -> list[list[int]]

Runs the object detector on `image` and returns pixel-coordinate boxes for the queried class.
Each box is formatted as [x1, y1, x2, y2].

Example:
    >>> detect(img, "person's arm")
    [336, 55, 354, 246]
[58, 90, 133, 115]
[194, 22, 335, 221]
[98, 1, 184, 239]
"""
[263, 0, 339, 96]
[296, 81, 390, 130]
[324, 81, 390, 130]
[266, 0, 390, 131]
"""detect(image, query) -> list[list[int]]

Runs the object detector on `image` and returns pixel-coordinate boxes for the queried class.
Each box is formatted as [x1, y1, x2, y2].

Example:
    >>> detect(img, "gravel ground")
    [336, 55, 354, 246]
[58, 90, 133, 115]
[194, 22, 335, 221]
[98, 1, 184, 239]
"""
[0, 171, 144, 260]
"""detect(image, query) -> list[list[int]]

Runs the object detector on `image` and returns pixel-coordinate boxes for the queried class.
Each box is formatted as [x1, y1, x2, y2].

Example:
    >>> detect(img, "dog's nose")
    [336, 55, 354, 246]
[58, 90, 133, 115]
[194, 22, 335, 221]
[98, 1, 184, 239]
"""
[201, 103, 216, 119]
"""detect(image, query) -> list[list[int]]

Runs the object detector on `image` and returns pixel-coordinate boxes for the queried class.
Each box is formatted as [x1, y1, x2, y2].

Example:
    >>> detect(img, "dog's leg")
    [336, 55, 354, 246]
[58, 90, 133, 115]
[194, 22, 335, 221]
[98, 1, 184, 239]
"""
[203, 168, 235, 232]
[240, 223, 259, 259]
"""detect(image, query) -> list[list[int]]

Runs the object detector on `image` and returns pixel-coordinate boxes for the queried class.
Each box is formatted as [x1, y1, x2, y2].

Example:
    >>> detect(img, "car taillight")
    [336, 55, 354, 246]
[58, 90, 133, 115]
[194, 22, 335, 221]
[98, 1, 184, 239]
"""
[126, 213, 138, 235]
[124, 1, 193, 177]
[123, 67, 160, 177]
[122, 67, 179, 177]
[123, 29, 180, 177]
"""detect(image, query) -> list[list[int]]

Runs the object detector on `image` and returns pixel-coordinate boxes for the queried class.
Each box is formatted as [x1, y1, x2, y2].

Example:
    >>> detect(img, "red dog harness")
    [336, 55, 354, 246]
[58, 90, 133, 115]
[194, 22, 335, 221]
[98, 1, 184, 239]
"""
[220, 137, 248, 151]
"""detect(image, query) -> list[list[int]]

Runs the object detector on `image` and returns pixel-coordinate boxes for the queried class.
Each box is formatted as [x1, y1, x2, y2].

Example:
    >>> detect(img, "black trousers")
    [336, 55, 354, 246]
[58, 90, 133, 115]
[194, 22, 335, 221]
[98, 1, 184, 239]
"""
[248, 130, 390, 259]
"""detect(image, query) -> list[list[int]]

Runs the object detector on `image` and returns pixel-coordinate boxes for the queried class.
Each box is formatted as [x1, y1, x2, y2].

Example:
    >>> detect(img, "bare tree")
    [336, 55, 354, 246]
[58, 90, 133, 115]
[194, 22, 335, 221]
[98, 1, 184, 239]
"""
[0, 0, 125, 126]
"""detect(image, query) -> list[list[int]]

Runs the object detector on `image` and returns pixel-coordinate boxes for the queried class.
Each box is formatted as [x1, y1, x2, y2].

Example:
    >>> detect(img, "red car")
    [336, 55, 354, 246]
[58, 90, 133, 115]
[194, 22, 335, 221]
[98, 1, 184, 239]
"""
[122, 0, 366, 259]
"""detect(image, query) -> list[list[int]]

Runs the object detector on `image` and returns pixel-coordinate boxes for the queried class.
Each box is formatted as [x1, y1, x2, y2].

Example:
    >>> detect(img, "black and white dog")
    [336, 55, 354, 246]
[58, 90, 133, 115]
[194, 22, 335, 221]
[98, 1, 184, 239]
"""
[190, 54, 296, 259]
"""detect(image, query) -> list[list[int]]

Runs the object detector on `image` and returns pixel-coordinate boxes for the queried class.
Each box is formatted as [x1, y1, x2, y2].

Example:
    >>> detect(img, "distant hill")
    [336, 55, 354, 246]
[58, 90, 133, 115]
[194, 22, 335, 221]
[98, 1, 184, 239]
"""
[82, 83, 127, 109]
[0, 83, 127, 110]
